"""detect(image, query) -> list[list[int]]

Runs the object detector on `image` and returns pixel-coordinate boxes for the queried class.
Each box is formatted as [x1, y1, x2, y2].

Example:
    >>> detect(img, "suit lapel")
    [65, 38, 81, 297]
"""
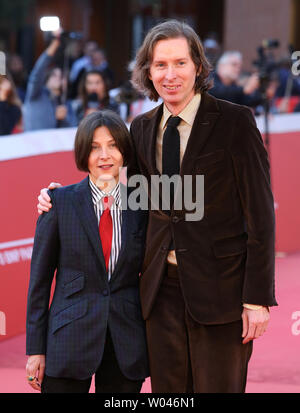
[140, 94, 221, 177]
[73, 179, 134, 283]
[180, 92, 221, 175]
[141, 103, 163, 176]
[140, 93, 221, 214]
[72, 177, 107, 274]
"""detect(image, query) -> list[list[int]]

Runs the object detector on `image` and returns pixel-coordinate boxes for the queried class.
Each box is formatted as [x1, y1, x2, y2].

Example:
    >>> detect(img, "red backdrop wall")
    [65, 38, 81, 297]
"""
[0, 148, 85, 342]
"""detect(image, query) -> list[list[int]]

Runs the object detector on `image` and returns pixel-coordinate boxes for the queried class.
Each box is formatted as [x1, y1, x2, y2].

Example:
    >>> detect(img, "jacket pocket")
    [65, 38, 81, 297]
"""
[51, 299, 88, 334]
[195, 150, 225, 169]
[63, 273, 85, 298]
[123, 299, 143, 322]
[213, 233, 247, 258]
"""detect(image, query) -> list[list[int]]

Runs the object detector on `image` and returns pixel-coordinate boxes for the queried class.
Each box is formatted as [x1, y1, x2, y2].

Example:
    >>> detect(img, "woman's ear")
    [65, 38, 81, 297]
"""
[197, 64, 202, 77]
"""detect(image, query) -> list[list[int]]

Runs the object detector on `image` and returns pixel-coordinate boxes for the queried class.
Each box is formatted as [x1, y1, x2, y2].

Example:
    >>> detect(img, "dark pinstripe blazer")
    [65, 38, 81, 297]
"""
[26, 176, 149, 380]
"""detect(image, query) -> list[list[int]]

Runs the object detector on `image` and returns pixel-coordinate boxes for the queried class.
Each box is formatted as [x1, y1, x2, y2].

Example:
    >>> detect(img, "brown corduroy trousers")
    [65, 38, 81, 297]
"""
[146, 265, 253, 393]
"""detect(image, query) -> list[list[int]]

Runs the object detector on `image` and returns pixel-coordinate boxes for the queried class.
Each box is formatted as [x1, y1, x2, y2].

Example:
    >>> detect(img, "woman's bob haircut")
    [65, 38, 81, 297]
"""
[74, 110, 134, 172]
[131, 19, 213, 101]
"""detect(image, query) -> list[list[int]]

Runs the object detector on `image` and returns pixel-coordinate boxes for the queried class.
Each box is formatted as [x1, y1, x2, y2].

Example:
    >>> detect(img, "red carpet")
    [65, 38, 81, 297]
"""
[1, 252, 299, 393]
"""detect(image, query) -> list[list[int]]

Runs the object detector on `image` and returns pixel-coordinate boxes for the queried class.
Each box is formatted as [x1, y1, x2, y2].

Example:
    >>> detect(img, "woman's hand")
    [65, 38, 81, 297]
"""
[26, 354, 46, 391]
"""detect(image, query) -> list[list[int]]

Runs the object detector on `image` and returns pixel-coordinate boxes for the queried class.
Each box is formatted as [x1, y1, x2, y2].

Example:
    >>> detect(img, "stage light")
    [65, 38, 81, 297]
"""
[40, 16, 60, 32]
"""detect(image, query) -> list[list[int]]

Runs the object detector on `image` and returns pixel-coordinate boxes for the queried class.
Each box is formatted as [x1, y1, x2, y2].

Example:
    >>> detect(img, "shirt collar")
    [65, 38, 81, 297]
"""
[89, 177, 121, 208]
[161, 93, 201, 129]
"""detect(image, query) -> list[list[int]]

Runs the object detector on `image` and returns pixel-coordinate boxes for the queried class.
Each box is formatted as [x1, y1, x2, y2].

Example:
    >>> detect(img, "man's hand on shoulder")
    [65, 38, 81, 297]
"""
[37, 182, 62, 215]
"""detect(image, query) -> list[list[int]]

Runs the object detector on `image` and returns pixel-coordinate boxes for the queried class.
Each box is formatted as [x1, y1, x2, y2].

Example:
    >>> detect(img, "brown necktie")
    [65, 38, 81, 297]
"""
[162, 116, 181, 250]
[162, 116, 181, 210]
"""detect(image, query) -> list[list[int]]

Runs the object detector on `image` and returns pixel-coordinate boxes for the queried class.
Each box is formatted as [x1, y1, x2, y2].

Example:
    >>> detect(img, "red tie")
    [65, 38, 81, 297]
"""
[99, 195, 114, 272]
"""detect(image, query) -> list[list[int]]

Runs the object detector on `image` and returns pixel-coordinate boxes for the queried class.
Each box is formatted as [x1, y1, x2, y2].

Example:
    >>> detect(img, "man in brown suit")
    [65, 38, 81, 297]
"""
[38, 20, 277, 393]
[129, 20, 277, 393]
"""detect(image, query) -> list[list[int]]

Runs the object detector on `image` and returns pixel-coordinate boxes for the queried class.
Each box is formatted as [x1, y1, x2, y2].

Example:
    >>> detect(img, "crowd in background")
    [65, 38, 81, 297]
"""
[1, 31, 300, 136]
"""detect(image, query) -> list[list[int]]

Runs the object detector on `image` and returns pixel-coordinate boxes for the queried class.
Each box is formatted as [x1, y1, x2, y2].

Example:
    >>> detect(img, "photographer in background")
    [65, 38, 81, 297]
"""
[69, 41, 98, 85]
[110, 60, 161, 123]
[68, 46, 115, 100]
[273, 56, 300, 113]
[88, 49, 114, 89]
[0, 74, 22, 135]
[203, 32, 222, 69]
[23, 30, 77, 131]
[209, 51, 262, 107]
[7, 53, 28, 102]
[71, 70, 119, 124]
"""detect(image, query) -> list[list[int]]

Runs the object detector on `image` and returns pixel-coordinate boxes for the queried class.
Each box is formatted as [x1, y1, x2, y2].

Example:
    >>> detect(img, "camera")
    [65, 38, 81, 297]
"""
[261, 39, 280, 49]
[115, 81, 140, 106]
[252, 39, 280, 88]
[87, 93, 100, 109]
[40, 16, 83, 44]
[60, 31, 83, 41]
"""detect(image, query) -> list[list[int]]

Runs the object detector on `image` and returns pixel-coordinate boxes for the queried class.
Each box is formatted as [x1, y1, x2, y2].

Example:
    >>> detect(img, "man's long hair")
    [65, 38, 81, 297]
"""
[131, 19, 213, 101]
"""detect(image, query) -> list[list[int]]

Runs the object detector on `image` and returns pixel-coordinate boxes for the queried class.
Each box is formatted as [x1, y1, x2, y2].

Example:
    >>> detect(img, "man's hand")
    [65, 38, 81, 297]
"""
[243, 73, 259, 95]
[46, 28, 63, 57]
[242, 306, 270, 344]
[26, 354, 45, 391]
[37, 182, 62, 215]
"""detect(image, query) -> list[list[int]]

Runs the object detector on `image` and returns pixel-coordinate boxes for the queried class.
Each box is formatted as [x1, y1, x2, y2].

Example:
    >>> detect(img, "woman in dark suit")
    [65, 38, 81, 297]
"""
[26, 110, 149, 393]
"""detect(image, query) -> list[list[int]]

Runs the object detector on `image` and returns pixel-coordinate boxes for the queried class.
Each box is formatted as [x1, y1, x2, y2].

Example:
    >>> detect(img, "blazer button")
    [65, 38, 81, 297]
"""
[102, 289, 109, 296]
[172, 216, 180, 224]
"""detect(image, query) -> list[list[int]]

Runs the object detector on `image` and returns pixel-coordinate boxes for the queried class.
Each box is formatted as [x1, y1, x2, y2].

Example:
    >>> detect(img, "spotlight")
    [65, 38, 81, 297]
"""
[40, 16, 60, 32]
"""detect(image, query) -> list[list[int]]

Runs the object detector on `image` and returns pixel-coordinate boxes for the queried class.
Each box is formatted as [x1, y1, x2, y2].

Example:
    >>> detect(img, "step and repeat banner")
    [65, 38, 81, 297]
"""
[1, 114, 300, 341]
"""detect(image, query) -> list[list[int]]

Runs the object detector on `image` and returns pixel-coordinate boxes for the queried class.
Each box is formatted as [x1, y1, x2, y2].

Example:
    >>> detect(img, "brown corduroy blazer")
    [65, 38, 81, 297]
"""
[130, 92, 277, 325]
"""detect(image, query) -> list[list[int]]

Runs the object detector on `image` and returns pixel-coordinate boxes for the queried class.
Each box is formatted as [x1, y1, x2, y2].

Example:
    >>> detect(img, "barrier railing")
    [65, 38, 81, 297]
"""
[1, 112, 300, 340]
